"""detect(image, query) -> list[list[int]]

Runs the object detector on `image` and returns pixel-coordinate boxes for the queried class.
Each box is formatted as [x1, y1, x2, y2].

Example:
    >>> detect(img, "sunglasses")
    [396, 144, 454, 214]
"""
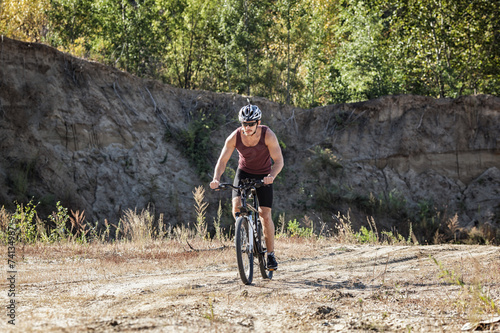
[242, 121, 258, 127]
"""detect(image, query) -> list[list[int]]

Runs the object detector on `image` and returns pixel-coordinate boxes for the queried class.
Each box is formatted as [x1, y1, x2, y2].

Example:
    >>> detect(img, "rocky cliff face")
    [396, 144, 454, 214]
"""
[279, 95, 500, 238]
[1, 37, 499, 239]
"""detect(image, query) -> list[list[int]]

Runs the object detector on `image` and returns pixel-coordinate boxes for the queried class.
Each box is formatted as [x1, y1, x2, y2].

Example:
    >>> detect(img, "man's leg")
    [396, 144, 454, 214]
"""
[232, 197, 241, 220]
[259, 206, 275, 253]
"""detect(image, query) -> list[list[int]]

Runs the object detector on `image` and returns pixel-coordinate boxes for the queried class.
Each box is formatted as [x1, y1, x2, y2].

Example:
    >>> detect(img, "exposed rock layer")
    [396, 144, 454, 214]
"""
[1, 37, 499, 235]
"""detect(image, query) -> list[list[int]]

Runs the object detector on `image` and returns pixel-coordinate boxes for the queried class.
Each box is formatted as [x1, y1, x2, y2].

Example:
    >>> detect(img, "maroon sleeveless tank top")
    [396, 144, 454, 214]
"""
[235, 126, 272, 174]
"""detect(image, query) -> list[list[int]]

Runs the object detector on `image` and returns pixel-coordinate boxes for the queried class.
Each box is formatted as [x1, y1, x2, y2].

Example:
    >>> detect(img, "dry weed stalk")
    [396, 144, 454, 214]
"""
[315, 213, 329, 238]
[102, 219, 111, 241]
[334, 211, 356, 243]
[173, 224, 194, 243]
[69, 210, 89, 241]
[193, 186, 208, 239]
[157, 212, 167, 239]
[303, 215, 313, 231]
[277, 213, 286, 238]
[35, 215, 50, 242]
[0, 206, 10, 231]
[367, 216, 379, 243]
[213, 200, 224, 242]
[121, 208, 154, 242]
[446, 213, 460, 242]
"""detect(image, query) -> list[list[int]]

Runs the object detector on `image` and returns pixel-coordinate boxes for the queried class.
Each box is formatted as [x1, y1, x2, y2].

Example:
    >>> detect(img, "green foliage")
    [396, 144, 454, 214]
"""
[179, 118, 215, 181]
[286, 218, 313, 238]
[366, 190, 408, 220]
[3, 200, 73, 243]
[10, 200, 39, 243]
[47, 201, 70, 241]
[3, 0, 498, 104]
[308, 146, 343, 175]
[380, 0, 500, 97]
[0, 0, 50, 42]
[169, 106, 227, 181]
[278, 139, 287, 150]
[312, 185, 342, 211]
[430, 255, 464, 286]
[224, 166, 236, 182]
[413, 199, 443, 244]
[355, 226, 378, 244]
[47, 0, 175, 78]
[6, 159, 38, 203]
[332, 1, 396, 101]
[381, 229, 411, 245]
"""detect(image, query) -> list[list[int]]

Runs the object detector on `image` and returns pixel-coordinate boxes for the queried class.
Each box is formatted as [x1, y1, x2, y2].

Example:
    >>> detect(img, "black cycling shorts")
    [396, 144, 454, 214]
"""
[232, 169, 273, 208]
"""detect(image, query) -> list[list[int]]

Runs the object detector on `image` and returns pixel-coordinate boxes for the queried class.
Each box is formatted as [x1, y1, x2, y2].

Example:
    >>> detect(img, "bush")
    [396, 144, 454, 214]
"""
[287, 219, 314, 238]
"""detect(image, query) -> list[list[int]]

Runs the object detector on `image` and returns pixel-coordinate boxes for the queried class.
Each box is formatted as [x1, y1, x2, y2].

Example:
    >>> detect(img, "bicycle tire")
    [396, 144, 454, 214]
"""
[235, 216, 253, 285]
[256, 219, 271, 279]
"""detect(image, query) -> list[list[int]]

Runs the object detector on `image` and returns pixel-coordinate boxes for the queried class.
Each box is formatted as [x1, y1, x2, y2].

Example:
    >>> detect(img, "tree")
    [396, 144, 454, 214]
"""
[302, 0, 343, 106]
[384, 0, 500, 97]
[0, 0, 50, 42]
[328, 0, 398, 102]
[46, 0, 95, 56]
[4, 0, 497, 105]
[162, 0, 220, 89]
[94, 0, 171, 76]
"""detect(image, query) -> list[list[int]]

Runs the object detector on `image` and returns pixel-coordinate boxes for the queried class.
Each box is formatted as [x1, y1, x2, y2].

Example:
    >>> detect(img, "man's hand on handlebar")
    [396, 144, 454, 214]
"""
[263, 174, 275, 185]
[210, 179, 220, 190]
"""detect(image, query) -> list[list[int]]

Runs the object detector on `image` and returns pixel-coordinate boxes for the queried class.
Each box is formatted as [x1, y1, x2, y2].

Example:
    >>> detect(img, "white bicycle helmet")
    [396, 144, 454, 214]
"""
[238, 104, 262, 122]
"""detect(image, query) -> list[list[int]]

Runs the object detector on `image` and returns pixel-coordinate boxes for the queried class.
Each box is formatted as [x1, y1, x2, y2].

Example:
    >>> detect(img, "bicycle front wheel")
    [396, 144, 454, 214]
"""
[235, 216, 253, 285]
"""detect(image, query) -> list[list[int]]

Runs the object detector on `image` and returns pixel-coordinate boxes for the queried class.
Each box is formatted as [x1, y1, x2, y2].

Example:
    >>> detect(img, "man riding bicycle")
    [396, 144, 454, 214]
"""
[210, 104, 284, 270]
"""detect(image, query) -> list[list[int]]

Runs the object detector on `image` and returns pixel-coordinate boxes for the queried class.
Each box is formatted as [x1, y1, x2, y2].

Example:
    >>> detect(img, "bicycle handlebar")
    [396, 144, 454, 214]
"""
[216, 179, 265, 191]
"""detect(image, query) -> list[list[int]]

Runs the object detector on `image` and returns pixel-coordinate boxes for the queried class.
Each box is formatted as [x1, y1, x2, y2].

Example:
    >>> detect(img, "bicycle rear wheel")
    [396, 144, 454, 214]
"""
[235, 216, 253, 285]
[256, 219, 271, 279]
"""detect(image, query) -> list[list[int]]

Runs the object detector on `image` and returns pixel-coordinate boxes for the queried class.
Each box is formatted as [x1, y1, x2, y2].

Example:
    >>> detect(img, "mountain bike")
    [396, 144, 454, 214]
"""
[216, 179, 273, 285]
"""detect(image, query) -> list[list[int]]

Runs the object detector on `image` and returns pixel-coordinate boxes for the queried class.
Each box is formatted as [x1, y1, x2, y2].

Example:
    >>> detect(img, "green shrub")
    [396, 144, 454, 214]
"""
[287, 219, 314, 238]
[47, 201, 70, 242]
[10, 200, 39, 243]
[412, 199, 444, 244]
[179, 120, 214, 181]
[381, 230, 409, 245]
[308, 146, 343, 176]
[167, 109, 223, 181]
[355, 226, 378, 243]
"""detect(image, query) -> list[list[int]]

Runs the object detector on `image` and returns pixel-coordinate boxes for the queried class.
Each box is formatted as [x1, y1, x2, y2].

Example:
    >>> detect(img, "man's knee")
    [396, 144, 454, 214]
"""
[232, 198, 241, 216]
[259, 207, 272, 220]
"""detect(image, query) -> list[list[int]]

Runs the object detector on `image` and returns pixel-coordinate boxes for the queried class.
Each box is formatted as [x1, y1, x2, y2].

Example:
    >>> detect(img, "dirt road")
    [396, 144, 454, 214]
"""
[1, 240, 499, 332]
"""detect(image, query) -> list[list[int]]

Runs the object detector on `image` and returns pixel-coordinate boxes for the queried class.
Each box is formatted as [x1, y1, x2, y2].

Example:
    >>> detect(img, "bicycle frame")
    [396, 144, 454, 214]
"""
[235, 181, 261, 254]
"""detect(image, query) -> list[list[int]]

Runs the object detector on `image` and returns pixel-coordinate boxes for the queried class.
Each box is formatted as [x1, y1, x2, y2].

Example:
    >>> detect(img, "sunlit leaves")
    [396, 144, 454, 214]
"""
[0, 0, 50, 42]
[384, 0, 500, 97]
[1, 0, 498, 104]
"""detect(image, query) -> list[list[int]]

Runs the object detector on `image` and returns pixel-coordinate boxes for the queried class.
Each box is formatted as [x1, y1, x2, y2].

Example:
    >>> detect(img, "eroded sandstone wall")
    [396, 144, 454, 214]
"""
[1, 37, 499, 235]
[277, 95, 499, 234]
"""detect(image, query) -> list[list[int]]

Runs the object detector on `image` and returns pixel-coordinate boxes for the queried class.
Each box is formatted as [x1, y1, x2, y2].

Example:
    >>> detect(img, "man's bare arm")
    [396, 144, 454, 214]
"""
[264, 129, 284, 184]
[210, 133, 236, 189]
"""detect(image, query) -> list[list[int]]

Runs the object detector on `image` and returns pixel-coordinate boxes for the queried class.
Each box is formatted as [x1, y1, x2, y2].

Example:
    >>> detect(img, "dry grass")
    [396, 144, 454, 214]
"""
[193, 185, 209, 239]
[120, 208, 155, 242]
[1, 237, 498, 332]
[0, 191, 499, 332]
